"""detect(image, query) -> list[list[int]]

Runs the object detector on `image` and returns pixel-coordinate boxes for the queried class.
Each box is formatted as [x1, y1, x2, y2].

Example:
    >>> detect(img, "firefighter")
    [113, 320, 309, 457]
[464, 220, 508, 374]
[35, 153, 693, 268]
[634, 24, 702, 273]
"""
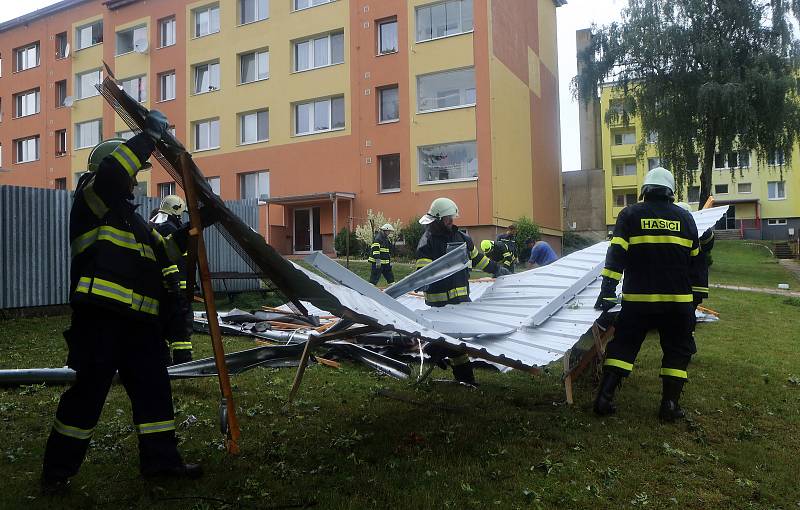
[480, 239, 515, 273]
[415, 198, 511, 384]
[496, 224, 519, 265]
[41, 111, 210, 494]
[151, 195, 194, 365]
[593, 167, 702, 422]
[368, 223, 396, 286]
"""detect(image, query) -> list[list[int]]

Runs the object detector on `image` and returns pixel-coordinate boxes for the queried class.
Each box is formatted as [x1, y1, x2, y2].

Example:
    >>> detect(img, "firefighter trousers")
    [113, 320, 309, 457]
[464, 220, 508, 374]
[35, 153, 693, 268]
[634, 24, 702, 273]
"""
[369, 263, 395, 285]
[42, 311, 183, 479]
[603, 304, 696, 381]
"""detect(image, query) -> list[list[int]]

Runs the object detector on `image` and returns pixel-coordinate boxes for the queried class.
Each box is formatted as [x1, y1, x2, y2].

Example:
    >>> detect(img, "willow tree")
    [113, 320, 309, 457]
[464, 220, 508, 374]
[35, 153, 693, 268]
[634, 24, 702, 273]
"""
[574, 0, 800, 205]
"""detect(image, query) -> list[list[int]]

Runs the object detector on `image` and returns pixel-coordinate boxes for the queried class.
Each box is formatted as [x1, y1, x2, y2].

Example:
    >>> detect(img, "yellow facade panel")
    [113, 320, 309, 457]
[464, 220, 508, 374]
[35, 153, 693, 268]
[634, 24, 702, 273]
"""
[489, 58, 533, 223]
[537, 0, 558, 75]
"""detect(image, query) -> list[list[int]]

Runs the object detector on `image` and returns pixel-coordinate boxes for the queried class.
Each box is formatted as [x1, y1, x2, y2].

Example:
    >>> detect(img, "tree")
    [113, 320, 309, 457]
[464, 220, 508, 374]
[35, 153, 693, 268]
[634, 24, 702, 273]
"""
[574, 0, 800, 205]
[354, 209, 402, 248]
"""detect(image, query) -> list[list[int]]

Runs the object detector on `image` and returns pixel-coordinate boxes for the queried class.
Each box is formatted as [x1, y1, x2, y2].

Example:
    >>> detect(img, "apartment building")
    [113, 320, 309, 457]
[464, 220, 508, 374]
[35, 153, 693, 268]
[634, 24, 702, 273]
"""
[0, 0, 565, 254]
[598, 85, 800, 240]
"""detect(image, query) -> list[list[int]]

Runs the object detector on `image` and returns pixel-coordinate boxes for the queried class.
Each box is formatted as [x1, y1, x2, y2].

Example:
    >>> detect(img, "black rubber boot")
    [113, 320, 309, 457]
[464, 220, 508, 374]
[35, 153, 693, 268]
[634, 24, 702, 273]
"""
[40, 473, 71, 496]
[171, 350, 193, 365]
[451, 361, 476, 385]
[593, 370, 623, 416]
[658, 377, 686, 422]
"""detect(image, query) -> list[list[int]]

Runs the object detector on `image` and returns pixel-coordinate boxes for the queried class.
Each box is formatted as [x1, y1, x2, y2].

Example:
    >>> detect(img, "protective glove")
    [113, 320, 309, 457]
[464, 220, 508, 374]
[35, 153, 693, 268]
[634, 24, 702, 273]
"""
[144, 110, 169, 142]
[594, 276, 618, 311]
[493, 266, 512, 278]
[198, 206, 219, 227]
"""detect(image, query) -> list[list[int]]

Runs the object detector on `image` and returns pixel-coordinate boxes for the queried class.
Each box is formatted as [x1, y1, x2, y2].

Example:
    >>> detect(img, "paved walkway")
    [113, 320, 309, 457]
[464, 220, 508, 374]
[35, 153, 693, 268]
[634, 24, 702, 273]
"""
[711, 283, 800, 298]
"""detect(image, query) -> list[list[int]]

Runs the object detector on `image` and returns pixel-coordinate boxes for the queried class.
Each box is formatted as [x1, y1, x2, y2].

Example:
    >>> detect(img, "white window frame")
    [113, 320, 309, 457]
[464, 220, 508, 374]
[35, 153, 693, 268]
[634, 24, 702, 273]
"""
[417, 140, 478, 184]
[239, 49, 269, 84]
[239, 170, 270, 201]
[206, 176, 221, 195]
[378, 85, 399, 123]
[378, 18, 398, 55]
[767, 181, 786, 200]
[614, 162, 636, 176]
[293, 31, 345, 72]
[737, 182, 752, 194]
[193, 4, 221, 38]
[55, 32, 68, 59]
[76, 21, 103, 51]
[116, 130, 135, 140]
[293, 0, 332, 12]
[714, 184, 729, 195]
[767, 150, 785, 166]
[193, 61, 220, 94]
[75, 69, 103, 100]
[55, 129, 67, 156]
[378, 154, 401, 193]
[416, 67, 476, 113]
[193, 118, 220, 151]
[159, 71, 176, 102]
[614, 191, 637, 208]
[120, 75, 147, 102]
[647, 157, 661, 171]
[55, 80, 68, 108]
[15, 136, 40, 163]
[74, 119, 103, 150]
[14, 89, 40, 118]
[14, 43, 40, 72]
[293, 96, 345, 136]
[767, 219, 788, 226]
[158, 182, 177, 198]
[158, 16, 176, 48]
[239, 0, 269, 24]
[239, 110, 269, 145]
[415, 0, 474, 43]
[613, 131, 636, 145]
[116, 25, 147, 56]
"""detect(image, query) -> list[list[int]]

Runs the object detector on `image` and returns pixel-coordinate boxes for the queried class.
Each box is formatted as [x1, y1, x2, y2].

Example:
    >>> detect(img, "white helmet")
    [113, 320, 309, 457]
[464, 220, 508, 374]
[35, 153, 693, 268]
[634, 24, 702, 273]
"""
[380, 223, 395, 232]
[419, 197, 459, 225]
[642, 167, 676, 193]
[675, 202, 691, 212]
[159, 195, 186, 217]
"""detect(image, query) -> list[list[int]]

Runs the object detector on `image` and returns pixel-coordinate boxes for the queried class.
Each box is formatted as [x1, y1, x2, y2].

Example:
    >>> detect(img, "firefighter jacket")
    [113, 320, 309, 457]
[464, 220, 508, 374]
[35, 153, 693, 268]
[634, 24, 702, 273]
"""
[415, 222, 498, 306]
[690, 229, 714, 300]
[368, 231, 392, 266]
[153, 216, 188, 291]
[486, 240, 515, 270]
[600, 197, 702, 311]
[70, 134, 187, 321]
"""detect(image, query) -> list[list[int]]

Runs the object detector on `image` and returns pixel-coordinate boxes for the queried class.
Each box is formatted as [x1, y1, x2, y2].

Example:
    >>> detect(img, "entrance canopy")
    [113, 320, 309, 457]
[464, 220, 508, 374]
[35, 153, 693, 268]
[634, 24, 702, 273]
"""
[264, 192, 356, 254]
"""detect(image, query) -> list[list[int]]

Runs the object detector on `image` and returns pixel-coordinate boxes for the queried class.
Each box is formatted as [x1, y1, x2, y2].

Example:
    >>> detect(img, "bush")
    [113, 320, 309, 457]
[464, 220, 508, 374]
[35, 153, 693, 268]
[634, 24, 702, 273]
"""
[334, 228, 365, 257]
[354, 209, 403, 248]
[512, 217, 541, 255]
[400, 217, 425, 257]
[562, 231, 595, 255]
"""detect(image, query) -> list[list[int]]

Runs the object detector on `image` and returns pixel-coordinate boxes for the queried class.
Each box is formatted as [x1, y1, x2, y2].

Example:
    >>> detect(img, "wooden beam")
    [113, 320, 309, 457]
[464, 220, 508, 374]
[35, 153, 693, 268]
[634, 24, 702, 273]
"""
[179, 152, 241, 455]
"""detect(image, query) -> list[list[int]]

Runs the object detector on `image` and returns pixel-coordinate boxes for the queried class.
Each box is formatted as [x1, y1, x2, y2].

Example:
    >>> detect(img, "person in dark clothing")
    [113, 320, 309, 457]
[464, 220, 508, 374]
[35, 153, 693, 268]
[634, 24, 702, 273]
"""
[593, 167, 703, 422]
[368, 223, 396, 286]
[41, 111, 209, 494]
[480, 239, 515, 272]
[519, 238, 535, 266]
[150, 195, 194, 365]
[415, 198, 510, 384]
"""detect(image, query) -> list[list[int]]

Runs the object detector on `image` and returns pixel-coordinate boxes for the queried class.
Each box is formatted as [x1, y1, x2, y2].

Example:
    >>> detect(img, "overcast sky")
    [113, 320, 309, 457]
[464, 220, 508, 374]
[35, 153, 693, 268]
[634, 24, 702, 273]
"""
[1, 0, 624, 172]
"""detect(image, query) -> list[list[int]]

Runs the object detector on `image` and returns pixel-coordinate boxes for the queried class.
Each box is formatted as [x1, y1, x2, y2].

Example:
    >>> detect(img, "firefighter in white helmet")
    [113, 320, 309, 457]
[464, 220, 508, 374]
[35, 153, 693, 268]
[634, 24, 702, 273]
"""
[150, 195, 194, 365]
[594, 167, 703, 422]
[415, 197, 510, 384]
[368, 223, 396, 286]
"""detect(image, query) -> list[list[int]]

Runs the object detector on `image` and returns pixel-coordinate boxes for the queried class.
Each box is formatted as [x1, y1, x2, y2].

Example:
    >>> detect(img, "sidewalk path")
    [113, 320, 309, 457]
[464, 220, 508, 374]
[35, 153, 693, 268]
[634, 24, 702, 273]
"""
[711, 283, 800, 298]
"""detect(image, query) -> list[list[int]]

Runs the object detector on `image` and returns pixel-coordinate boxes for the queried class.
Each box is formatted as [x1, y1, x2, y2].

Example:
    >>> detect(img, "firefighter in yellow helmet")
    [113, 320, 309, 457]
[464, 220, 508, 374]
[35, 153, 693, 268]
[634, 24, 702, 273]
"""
[480, 239, 515, 273]
[150, 195, 194, 365]
[41, 112, 211, 494]
[368, 223, 396, 285]
[415, 198, 510, 384]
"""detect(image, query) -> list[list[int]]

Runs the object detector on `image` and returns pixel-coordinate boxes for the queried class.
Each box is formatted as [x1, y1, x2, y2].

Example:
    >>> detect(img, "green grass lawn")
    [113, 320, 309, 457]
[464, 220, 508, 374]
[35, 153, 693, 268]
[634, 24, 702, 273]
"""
[1, 243, 799, 509]
[709, 241, 799, 289]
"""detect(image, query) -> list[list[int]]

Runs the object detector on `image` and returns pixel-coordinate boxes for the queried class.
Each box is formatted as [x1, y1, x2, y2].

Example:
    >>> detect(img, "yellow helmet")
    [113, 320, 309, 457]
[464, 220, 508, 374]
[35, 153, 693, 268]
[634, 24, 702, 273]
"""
[480, 240, 493, 252]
